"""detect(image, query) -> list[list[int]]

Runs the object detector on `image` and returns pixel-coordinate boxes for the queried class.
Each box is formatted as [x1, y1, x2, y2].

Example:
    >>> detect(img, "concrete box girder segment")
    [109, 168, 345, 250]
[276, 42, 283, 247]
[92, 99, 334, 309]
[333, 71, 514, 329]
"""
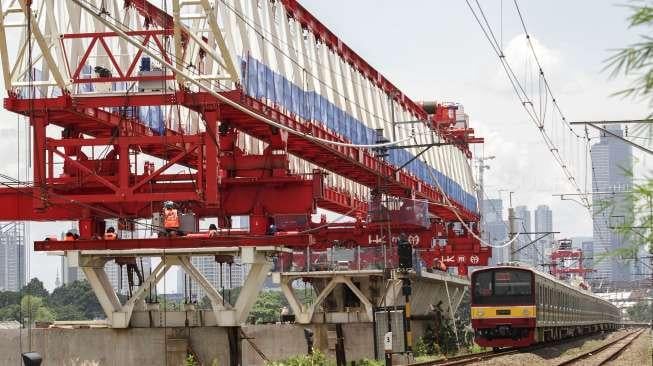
[273, 269, 469, 324]
[278, 272, 376, 324]
[67, 246, 277, 328]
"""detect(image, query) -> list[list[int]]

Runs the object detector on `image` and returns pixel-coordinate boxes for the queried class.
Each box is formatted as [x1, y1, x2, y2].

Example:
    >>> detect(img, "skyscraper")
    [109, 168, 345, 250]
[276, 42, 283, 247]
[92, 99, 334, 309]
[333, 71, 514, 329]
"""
[176, 216, 251, 300]
[0, 222, 26, 291]
[591, 125, 633, 283]
[176, 256, 250, 301]
[514, 206, 533, 266]
[534, 205, 553, 270]
[581, 240, 594, 284]
[482, 199, 508, 265]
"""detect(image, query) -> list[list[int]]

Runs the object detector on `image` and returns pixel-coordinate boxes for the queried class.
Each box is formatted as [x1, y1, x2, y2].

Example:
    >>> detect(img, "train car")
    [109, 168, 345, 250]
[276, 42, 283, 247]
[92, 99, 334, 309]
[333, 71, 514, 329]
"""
[470, 265, 620, 348]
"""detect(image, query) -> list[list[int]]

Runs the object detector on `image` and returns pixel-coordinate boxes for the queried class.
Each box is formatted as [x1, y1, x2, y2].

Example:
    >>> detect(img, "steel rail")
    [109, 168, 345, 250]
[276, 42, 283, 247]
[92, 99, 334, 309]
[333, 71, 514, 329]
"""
[405, 328, 638, 366]
[554, 328, 646, 366]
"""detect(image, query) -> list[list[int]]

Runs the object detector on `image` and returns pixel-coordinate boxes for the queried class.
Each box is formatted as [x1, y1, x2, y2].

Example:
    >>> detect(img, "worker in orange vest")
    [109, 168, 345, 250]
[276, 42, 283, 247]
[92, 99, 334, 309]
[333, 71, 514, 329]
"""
[208, 223, 218, 238]
[163, 201, 180, 236]
[103, 226, 117, 240]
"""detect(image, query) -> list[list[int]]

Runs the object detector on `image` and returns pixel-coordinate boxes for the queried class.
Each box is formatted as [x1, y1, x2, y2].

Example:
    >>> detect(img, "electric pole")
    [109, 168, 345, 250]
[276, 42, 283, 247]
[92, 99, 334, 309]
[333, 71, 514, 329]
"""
[508, 192, 518, 263]
[476, 156, 495, 242]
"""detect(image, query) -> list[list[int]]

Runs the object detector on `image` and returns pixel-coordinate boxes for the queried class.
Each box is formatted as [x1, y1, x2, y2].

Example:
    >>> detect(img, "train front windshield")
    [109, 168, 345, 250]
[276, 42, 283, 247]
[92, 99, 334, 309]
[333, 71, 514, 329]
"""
[472, 269, 533, 305]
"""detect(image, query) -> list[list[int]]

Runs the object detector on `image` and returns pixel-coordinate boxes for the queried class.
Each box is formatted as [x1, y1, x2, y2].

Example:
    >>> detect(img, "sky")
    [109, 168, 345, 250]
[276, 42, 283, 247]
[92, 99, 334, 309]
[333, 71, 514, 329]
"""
[1, 0, 651, 291]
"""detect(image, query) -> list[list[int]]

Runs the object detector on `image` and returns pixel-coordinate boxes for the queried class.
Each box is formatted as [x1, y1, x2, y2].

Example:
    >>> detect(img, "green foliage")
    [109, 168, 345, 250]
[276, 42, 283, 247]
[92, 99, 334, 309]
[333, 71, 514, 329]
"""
[0, 279, 107, 323]
[21, 278, 49, 299]
[185, 354, 198, 366]
[34, 306, 55, 323]
[593, 170, 653, 265]
[266, 350, 333, 366]
[21, 295, 54, 323]
[53, 304, 86, 321]
[48, 280, 104, 319]
[249, 290, 288, 324]
[467, 343, 488, 354]
[0, 291, 20, 308]
[0, 304, 20, 321]
[355, 359, 383, 366]
[626, 300, 653, 322]
[606, 1, 653, 111]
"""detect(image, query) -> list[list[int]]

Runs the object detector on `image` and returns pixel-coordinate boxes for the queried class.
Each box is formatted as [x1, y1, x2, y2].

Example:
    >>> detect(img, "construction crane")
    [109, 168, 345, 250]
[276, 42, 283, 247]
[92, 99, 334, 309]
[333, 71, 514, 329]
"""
[0, 0, 487, 328]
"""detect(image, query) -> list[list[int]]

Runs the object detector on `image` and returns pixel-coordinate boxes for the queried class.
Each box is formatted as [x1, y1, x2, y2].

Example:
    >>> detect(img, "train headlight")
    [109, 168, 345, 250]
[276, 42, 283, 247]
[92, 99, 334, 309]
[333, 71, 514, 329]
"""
[477, 309, 484, 316]
[522, 308, 530, 316]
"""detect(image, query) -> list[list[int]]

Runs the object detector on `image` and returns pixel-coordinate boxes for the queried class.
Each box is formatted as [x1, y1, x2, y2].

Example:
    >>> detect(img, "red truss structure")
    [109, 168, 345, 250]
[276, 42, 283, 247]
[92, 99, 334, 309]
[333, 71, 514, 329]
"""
[550, 239, 592, 280]
[0, 0, 489, 275]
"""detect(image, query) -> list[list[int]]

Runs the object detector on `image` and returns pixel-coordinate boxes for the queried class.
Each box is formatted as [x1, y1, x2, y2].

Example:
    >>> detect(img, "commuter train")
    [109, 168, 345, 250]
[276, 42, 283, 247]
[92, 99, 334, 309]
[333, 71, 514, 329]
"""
[470, 265, 620, 348]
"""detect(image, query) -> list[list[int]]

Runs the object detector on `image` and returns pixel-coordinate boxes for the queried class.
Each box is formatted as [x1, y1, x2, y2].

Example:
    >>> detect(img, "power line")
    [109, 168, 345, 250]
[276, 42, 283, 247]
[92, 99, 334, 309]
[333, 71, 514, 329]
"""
[465, 0, 591, 208]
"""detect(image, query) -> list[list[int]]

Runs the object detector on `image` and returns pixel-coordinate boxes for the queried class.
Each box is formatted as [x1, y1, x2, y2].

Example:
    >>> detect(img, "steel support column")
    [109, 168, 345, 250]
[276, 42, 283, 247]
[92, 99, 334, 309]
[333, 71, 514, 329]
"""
[203, 109, 220, 206]
[32, 116, 47, 211]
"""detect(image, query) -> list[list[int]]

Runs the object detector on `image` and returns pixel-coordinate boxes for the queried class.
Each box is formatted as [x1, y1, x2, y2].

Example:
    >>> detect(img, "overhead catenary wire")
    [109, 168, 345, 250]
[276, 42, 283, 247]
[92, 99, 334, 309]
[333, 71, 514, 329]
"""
[465, 0, 591, 208]
[426, 168, 521, 249]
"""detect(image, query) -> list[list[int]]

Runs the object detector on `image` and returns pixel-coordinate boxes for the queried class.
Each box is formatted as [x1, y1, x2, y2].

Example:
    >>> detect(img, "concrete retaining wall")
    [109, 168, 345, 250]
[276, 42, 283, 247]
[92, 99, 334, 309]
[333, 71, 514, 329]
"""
[0, 323, 376, 366]
[0, 327, 231, 366]
[242, 323, 376, 365]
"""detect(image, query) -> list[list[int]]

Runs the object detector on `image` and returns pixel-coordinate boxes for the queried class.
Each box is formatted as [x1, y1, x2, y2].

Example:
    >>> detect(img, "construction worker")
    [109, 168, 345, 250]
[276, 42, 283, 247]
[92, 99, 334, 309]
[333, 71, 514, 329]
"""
[208, 224, 218, 238]
[163, 201, 180, 236]
[433, 258, 447, 272]
[107, 228, 144, 297]
[103, 226, 117, 240]
[64, 232, 75, 241]
[266, 223, 277, 235]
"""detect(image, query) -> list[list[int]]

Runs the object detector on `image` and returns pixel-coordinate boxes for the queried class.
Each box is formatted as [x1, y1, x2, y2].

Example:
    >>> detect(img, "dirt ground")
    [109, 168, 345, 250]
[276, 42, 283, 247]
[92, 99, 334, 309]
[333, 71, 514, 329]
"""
[476, 329, 645, 366]
[605, 328, 653, 366]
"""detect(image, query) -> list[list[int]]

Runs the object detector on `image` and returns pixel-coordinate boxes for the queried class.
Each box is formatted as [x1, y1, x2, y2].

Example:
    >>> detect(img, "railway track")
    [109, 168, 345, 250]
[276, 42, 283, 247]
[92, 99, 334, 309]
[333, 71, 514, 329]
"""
[405, 328, 645, 366]
[554, 328, 646, 366]
[406, 348, 520, 366]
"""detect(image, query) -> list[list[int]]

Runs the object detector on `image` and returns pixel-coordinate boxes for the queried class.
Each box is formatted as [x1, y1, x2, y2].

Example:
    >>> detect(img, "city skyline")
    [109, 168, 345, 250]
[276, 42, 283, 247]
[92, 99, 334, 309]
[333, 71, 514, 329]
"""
[481, 198, 508, 265]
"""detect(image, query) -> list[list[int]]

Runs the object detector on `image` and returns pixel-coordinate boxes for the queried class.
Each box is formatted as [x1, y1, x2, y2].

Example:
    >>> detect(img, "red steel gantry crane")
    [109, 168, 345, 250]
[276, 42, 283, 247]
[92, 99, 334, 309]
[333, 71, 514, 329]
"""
[0, 0, 488, 327]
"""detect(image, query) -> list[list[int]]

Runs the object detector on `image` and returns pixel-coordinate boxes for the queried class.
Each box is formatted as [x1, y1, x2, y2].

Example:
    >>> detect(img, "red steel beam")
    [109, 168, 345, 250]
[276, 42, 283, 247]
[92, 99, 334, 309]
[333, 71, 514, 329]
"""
[34, 233, 313, 251]
[4, 92, 478, 221]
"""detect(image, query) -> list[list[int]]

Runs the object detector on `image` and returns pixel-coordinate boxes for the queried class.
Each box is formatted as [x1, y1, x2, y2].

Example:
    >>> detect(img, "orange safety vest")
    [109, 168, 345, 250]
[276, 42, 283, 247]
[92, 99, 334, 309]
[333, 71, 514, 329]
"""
[164, 208, 180, 229]
[64, 236, 75, 241]
[104, 232, 117, 240]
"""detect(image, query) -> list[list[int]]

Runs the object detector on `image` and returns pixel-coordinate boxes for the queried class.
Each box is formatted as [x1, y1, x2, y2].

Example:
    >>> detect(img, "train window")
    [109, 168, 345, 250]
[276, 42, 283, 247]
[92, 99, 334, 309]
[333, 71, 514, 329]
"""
[473, 271, 493, 298]
[472, 269, 533, 305]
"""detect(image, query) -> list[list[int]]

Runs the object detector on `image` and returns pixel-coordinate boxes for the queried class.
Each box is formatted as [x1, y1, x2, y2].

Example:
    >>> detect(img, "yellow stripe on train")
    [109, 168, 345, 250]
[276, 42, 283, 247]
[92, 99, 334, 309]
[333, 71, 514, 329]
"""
[471, 306, 536, 319]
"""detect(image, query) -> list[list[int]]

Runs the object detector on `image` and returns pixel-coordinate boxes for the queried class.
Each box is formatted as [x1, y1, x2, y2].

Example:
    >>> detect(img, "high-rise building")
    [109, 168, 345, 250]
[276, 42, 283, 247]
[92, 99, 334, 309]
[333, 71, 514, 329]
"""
[0, 222, 26, 291]
[176, 256, 250, 301]
[581, 240, 594, 283]
[534, 205, 553, 270]
[176, 216, 252, 300]
[591, 125, 633, 283]
[514, 206, 533, 266]
[482, 199, 508, 265]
